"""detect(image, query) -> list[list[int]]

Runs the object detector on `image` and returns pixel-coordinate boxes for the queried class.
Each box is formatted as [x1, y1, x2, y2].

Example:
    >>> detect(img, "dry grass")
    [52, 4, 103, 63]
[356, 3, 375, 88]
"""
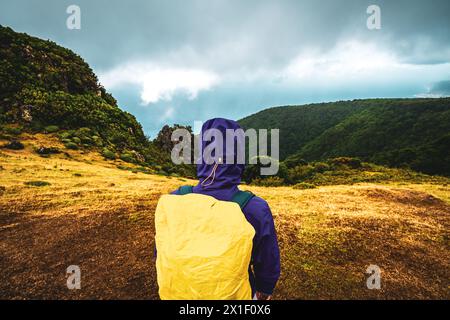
[1, 134, 449, 299]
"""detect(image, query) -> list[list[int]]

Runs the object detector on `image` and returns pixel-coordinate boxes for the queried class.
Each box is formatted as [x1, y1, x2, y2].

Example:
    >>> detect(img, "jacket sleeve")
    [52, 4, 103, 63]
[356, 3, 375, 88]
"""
[245, 197, 281, 295]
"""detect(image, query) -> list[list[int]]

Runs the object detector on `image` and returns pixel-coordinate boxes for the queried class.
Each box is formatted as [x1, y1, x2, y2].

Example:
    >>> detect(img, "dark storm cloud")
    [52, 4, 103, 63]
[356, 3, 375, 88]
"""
[1, 0, 449, 71]
[428, 80, 450, 96]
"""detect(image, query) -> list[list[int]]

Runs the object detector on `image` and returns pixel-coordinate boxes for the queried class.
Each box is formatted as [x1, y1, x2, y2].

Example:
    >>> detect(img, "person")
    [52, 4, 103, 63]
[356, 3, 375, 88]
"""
[155, 118, 280, 300]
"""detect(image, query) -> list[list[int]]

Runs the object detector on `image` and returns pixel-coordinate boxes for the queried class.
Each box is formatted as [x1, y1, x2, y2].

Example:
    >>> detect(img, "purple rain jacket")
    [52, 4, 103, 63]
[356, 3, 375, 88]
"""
[172, 118, 281, 295]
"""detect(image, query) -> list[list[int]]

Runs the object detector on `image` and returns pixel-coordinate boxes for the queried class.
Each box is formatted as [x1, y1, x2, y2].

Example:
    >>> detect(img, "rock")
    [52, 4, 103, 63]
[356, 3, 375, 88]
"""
[131, 150, 145, 163]
[37, 146, 61, 155]
[4, 140, 24, 150]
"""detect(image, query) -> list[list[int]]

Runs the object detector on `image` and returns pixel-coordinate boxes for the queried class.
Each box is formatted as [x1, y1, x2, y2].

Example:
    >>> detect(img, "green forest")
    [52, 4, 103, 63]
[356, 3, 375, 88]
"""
[239, 99, 450, 177]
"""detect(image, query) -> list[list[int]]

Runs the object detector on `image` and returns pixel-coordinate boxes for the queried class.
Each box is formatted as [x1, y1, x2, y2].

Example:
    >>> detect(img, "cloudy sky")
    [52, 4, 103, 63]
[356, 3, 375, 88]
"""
[1, 0, 449, 136]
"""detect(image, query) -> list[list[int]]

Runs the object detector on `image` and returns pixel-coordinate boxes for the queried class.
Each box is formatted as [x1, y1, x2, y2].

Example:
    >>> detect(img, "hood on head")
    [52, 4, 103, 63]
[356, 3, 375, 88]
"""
[196, 118, 245, 190]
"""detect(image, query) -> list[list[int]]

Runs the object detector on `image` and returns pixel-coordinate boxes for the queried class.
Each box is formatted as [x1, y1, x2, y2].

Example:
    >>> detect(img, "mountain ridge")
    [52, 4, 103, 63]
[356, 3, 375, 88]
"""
[239, 98, 450, 176]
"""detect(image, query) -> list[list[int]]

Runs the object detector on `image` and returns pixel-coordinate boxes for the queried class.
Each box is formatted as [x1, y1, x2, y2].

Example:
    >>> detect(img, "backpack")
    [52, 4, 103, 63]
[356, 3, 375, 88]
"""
[155, 186, 255, 300]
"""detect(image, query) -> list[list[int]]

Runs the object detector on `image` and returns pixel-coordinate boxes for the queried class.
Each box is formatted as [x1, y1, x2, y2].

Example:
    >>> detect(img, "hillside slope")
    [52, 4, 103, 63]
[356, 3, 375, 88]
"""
[0, 25, 146, 150]
[0, 25, 194, 176]
[239, 101, 370, 160]
[239, 99, 450, 176]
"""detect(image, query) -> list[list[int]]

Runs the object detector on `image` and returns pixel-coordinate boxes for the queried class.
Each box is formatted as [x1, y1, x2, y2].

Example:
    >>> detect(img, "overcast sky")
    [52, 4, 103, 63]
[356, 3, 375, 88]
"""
[1, 0, 449, 136]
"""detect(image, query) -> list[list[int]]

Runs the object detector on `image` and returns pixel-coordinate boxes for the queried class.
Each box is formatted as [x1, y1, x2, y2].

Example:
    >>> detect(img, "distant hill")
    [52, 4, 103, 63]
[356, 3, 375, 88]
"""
[239, 99, 450, 176]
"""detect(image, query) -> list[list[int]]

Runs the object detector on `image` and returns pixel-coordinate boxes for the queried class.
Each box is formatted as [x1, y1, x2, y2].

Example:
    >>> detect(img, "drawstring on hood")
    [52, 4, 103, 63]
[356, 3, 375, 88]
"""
[200, 162, 219, 187]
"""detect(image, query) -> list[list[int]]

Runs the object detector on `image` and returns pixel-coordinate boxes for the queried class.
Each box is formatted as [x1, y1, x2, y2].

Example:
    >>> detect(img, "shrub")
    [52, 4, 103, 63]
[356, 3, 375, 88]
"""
[4, 140, 24, 150]
[64, 142, 78, 150]
[242, 156, 281, 183]
[44, 125, 59, 133]
[293, 182, 316, 190]
[71, 137, 81, 144]
[58, 131, 73, 139]
[80, 136, 93, 144]
[24, 180, 51, 187]
[36, 146, 60, 155]
[330, 157, 362, 169]
[288, 164, 315, 182]
[92, 135, 103, 147]
[252, 176, 285, 187]
[75, 127, 92, 137]
[2, 125, 22, 135]
[101, 148, 116, 160]
[120, 153, 135, 163]
[313, 162, 330, 173]
[136, 166, 153, 174]
[284, 155, 308, 168]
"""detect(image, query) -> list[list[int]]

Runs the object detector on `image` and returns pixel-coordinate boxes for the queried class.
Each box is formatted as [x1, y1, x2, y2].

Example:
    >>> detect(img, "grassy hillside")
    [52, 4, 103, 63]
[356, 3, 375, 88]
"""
[239, 101, 369, 160]
[239, 99, 450, 176]
[1, 136, 449, 299]
[0, 25, 194, 177]
[0, 25, 144, 148]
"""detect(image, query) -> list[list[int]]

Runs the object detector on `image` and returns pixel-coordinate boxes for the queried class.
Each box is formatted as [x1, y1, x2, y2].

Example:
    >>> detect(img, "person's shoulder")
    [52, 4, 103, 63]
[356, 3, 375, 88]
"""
[248, 195, 269, 207]
[244, 194, 272, 217]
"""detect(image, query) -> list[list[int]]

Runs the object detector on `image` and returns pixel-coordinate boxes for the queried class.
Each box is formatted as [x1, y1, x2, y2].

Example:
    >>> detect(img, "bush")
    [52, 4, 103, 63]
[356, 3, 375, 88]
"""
[293, 182, 316, 190]
[330, 157, 362, 169]
[58, 131, 73, 139]
[80, 136, 93, 144]
[44, 125, 59, 133]
[71, 137, 81, 144]
[75, 127, 92, 137]
[24, 180, 51, 187]
[252, 176, 285, 187]
[101, 148, 116, 160]
[65, 142, 78, 150]
[242, 156, 281, 183]
[36, 146, 60, 155]
[3, 140, 24, 150]
[288, 164, 315, 182]
[92, 135, 103, 147]
[313, 162, 330, 173]
[2, 125, 22, 135]
[120, 153, 135, 163]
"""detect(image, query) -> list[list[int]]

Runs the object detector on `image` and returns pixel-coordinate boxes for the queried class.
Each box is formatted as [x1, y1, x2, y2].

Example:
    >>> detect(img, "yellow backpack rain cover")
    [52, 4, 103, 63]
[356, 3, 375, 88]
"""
[155, 192, 255, 300]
